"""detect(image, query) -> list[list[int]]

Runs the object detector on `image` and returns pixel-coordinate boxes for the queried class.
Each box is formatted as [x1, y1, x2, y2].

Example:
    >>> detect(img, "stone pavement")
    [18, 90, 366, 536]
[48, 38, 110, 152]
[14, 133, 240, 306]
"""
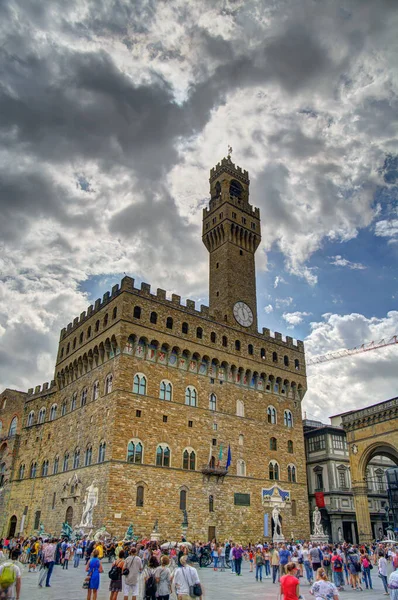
[17, 559, 393, 600]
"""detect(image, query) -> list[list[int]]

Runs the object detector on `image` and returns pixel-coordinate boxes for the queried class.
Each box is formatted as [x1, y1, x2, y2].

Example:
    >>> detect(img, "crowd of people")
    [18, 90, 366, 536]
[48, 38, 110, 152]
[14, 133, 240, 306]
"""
[0, 534, 398, 600]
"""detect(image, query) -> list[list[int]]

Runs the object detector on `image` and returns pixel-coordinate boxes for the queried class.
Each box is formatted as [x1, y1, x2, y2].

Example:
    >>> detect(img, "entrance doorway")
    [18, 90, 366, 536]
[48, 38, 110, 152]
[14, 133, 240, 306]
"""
[65, 506, 73, 526]
[8, 515, 17, 538]
[208, 526, 216, 542]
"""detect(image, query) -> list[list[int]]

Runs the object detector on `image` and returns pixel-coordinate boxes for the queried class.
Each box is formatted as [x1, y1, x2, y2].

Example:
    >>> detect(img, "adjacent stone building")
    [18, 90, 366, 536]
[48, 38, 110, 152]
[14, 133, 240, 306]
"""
[0, 157, 310, 542]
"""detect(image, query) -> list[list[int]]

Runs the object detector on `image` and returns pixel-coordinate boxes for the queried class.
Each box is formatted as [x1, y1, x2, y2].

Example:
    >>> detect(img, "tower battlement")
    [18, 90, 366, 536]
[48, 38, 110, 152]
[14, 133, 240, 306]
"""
[210, 157, 249, 185]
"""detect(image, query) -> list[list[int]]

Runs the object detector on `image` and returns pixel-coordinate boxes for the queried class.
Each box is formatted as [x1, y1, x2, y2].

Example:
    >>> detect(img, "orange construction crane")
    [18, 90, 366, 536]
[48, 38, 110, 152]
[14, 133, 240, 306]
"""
[306, 334, 398, 366]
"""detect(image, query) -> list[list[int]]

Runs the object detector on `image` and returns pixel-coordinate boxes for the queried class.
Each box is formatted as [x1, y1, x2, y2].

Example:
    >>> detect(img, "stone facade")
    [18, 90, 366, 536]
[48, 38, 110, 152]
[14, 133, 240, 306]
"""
[0, 158, 310, 542]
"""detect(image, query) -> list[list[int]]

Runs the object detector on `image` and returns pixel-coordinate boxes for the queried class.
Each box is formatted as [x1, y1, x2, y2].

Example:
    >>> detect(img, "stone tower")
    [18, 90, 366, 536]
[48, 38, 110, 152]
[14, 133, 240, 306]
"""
[202, 156, 261, 332]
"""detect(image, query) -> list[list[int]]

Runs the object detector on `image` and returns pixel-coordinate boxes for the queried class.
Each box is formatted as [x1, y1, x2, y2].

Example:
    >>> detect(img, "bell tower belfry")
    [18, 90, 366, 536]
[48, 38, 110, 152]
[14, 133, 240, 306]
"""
[202, 155, 261, 332]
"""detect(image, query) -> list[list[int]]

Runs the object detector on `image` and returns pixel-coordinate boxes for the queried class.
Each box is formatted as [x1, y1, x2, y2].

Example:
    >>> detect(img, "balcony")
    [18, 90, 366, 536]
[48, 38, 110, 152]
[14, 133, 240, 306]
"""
[201, 464, 228, 480]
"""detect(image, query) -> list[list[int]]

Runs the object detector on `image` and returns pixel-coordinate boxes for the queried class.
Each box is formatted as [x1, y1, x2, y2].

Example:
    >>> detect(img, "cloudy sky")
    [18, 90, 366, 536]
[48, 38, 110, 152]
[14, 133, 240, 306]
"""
[1, 0, 397, 420]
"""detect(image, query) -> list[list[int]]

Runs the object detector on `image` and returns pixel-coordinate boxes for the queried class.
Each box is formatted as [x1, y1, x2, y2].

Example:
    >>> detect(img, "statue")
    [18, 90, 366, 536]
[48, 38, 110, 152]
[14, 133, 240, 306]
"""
[338, 527, 343, 542]
[387, 527, 395, 541]
[61, 522, 73, 538]
[93, 525, 111, 542]
[152, 519, 159, 533]
[313, 506, 324, 536]
[272, 506, 282, 537]
[125, 524, 138, 542]
[80, 480, 99, 527]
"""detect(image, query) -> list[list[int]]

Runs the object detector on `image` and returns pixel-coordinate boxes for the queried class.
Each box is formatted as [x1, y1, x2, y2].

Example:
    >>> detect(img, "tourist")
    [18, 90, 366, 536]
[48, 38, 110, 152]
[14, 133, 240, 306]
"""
[302, 543, 313, 584]
[218, 543, 226, 572]
[309, 543, 322, 576]
[28, 537, 40, 573]
[347, 548, 362, 591]
[143, 555, 159, 600]
[173, 555, 202, 600]
[379, 551, 389, 595]
[40, 538, 56, 588]
[155, 555, 172, 600]
[86, 548, 103, 600]
[232, 544, 243, 576]
[255, 547, 263, 582]
[248, 547, 254, 573]
[62, 543, 72, 570]
[331, 549, 344, 591]
[0, 548, 22, 600]
[280, 562, 300, 599]
[263, 545, 271, 578]
[388, 561, 398, 600]
[279, 544, 291, 577]
[109, 549, 125, 600]
[212, 544, 219, 571]
[74, 542, 83, 568]
[360, 547, 373, 590]
[271, 544, 280, 583]
[322, 546, 332, 580]
[123, 546, 143, 600]
[310, 567, 339, 600]
[229, 543, 236, 574]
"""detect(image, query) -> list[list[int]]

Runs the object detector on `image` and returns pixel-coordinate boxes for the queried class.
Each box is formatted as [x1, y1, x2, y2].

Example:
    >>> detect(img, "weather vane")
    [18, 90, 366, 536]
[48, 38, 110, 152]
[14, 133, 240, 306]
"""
[227, 145, 233, 158]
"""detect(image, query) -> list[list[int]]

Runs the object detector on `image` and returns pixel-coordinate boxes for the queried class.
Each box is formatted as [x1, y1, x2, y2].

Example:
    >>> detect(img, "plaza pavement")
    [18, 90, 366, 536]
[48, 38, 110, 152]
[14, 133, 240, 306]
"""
[18, 558, 393, 600]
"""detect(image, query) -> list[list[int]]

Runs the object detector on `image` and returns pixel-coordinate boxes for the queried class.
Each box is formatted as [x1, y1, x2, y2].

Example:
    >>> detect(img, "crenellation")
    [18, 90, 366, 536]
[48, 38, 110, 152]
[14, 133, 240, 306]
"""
[121, 276, 134, 290]
[111, 284, 119, 296]
[73, 317, 78, 327]
[200, 305, 209, 316]
[67, 323, 72, 332]
[156, 288, 166, 300]
[262, 327, 270, 337]
[87, 305, 93, 316]
[171, 294, 181, 305]
[103, 291, 110, 303]
[286, 336, 293, 347]
[60, 328, 66, 339]
[42, 382, 49, 391]
[275, 332, 282, 341]
[79, 311, 86, 323]
[297, 340, 305, 352]
[186, 299, 195, 310]
[27, 388, 33, 395]
[141, 282, 151, 295]
[94, 299, 101, 310]
[34, 385, 41, 394]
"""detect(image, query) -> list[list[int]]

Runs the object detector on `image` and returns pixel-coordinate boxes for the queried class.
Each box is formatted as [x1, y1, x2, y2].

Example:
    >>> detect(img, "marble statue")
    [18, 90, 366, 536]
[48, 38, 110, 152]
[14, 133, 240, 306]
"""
[272, 506, 282, 537]
[313, 506, 324, 536]
[80, 480, 98, 527]
[61, 521, 73, 538]
[338, 527, 343, 542]
[387, 527, 395, 541]
[93, 525, 111, 542]
[153, 519, 159, 533]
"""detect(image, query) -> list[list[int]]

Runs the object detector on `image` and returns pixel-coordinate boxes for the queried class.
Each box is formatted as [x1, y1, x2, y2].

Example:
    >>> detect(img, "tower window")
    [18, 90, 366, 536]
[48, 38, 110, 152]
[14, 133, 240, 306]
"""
[182, 322, 188, 334]
[229, 179, 243, 198]
[240, 250, 243, 256]
[248, 344, 253, 355]
[232, 212, 237, 219]
[216, 262, 219, 268]
[212, 217, 216, 224]
[73, 337, 76, 349]
[188, 420, 193, 428]
[150, 311, 157, 324]
[87, 326, 91, 339]
[251, 223, 256, 230]
[210, 332, 216, 343]
[216, 291, 219, 296]
[284, 355, 289, 366]
[79, 332, 84, 344]
[206, 223, 209, 229]
[112, 307, 117, 319]
[103, 313, 108, 327]
[133, 306, 141, 319]
[235, 340, 241, 351]
[163, 415, 168, 423]
[166, 317, 173, 329]
[295, 359, 300, 370]
[273, 352, 278, 363]
[222, 336, 228, 347]
[242, 217, 246, 224]
[261, 348, 266, 359]
[95, 320, 100, 332]
[196, 327, 203, 339]
[219, 212, 223, 219]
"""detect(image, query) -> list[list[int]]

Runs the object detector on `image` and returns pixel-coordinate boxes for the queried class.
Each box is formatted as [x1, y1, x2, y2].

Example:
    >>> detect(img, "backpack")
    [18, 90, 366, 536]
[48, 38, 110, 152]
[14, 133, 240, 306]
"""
[145, 572, 157, 597]
[333, 557, 343, 570]
[108, 562, 122, 581]
[323, 556, 331, 566]
[0, 564, 16, 590]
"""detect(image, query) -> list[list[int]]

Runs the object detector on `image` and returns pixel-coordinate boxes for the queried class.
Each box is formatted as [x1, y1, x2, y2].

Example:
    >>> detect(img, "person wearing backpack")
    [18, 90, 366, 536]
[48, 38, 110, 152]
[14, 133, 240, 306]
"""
[122, 546, 142, 600]
[0, 549, 22, 600]
[109, 549, 125, 600]
[360, 548, 373, 590]
[347, 548, 362, 591]
[173, 555, 202, 600]
[143, 555, 159, 600]
[331, 549, 344, 591]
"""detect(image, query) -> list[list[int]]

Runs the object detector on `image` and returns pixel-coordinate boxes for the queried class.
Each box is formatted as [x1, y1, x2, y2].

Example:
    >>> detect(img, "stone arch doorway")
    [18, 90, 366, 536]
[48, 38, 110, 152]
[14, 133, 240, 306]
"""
[65, 506, 73, 526]
[340, 398, 398, 543]
[8, 515, 17, 538]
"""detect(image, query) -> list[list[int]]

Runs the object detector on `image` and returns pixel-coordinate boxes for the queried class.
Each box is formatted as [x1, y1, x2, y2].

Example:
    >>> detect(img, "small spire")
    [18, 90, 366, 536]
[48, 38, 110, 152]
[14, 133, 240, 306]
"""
[227, 145, 233, 159]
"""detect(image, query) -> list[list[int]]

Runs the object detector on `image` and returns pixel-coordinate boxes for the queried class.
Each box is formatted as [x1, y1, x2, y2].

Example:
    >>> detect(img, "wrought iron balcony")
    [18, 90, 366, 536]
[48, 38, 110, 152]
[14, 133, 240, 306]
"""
[201, 464, 228, 477]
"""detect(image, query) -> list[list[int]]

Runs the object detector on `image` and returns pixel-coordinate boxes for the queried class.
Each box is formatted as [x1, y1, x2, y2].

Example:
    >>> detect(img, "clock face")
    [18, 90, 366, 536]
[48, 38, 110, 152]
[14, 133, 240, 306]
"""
[233, 301, 253, 327]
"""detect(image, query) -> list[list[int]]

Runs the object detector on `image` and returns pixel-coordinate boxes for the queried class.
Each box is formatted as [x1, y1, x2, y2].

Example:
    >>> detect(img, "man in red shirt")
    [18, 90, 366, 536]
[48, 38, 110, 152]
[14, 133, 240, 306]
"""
[331, 549, 345, 591]
[280, 562, 300, 600]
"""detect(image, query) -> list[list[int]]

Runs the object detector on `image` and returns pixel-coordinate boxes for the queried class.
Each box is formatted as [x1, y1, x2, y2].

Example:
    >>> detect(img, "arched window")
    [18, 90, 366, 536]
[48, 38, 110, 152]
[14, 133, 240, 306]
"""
[185, 386, 197, 407]
[50, 404, 57, 421]
[288, 465, 297, 483]
[237, 459, 246, 476]
[222, 336, 228, 347]
[230, 179, 243, 198]
[179, 489, 187, 510]
[284, 410, 293, 428]
[73, 449, 80, 469]
[60, 347, 64, 358]
[209, 393, 217, 411]
[133, 373, 147, 395]
[73, 337, 76, 349]
[112, 307, 117, 320]
[133, 306, 141, 319]
[63, 453, 69, 472]
[284, 355, 289, 366]
[53, 456, 59, 475]
[105, 374, 113, 395]
[61, 401, 67, 416]
[87, 326, 91, 339]
[79, 331, 84, 344]
[267, 406, 277, 424]
[136, 485, 144, 507]
[269, 460, 279, 480]
[159, 380, 172, 401]
[294, 359, 300, 370]
[196, 327, 203, 339]
[261, 348, 266, 359]
[209, 494, 214, 512]
[210, 332, 216, 343]
[95, 320, 100, 332]
[156, 444, 170, 467]
[248, 344, 254, 355]
[235, 340, 241, 351]
[98, 442, 106, 463]
[150, 311, 157, 324]
[19, 463, 25, 479]
[182, 322, 188, 334]
[0, 462, 5, 486]
[127, 440, 143, 464]
[85, 445, 92, 466]
[38, 408, 46, 424]
[236, 400, 245, 417]
[291, 499, 297, 516]
[66, 342, 70, 354]
[30, 462, 37, 478]
[41, 460, 49, 477]
[71, 392, 77, 411]
[239, 434, 244, 446]
[92, 381, 100, 401]
[270, 437, 277, 451]
[103, 313, 108, 326]
[272, 352, 278, 363]
[182, 449, 196, 470]
[27, 411, 35, 427]
[81, 388, 87, 406]
[166, 317, 173, 329]
[287, 440, 294, 453]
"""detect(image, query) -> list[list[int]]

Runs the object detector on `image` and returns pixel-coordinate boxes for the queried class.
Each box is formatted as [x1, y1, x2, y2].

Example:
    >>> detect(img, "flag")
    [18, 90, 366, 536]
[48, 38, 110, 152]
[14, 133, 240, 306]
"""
[217, 444, 223, 467]
[315, 492, 325, 508]
[208, 444, 213, 466]
[226, 445, 232, 470]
